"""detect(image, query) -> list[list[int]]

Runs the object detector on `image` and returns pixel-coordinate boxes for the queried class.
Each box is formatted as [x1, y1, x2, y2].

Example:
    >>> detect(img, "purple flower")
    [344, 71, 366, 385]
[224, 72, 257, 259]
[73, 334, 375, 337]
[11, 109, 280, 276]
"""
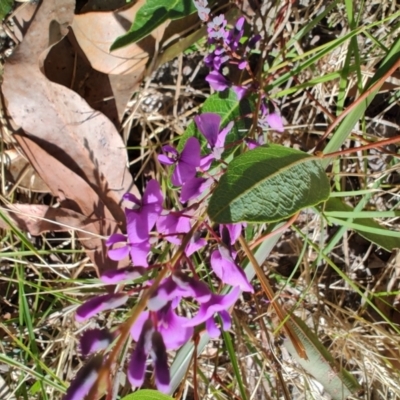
[204, 47, 229, 71]
[180, 177, 212, 203]
[124, 180, 163, 243]
[185, 232, 207, 256]
[156, 210, 192, 245]
[206, 70, 230, 91]
[148, 274, 211, 311]
[80, 328, 115, 356]
[193, 0, 210, 21]
[194, 112, 233, 160]
[130, 303, 193, 350]
[75, 293, 128, 322]
[128, 319, 170, 393]
[100, 266, 145, 284]
[158, 137, 201, 186]
[151, 331, 170, 393]
[206, 309, 231, 338]
[226, 17, 245, 50]
[248, 34, 261, 49]
[259, 100, 284, 133]
[63, 355, 103, 400]
[106, 234, 150, 267]
[220, 223, 246, 245]
[207, 15, 228, 41]
[245, 133, 265, 149]
[205, 71, 248, 100]
[183, 287, 240, 334]
[210, 246, 254, 292]
[265, 112, 284, 132]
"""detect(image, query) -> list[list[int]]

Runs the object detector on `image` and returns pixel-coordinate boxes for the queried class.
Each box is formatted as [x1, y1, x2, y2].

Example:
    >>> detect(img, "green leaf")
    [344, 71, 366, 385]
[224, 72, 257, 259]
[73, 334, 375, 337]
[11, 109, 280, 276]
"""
[324, 197, 400, 252]
[111, 0, 196, 50]
[208, 144, 330, 223]
[121, 389, 174, 400]
[178, 89, 253, 152]
[0, 0, 13, 19]
[285, 315, 361, 400]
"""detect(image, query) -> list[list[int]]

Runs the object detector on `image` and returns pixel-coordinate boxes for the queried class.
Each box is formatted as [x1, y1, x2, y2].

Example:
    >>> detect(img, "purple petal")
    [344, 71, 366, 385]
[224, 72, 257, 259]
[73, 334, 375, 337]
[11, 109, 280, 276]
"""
[200, 154, 215, 171]
[63, 355, 103, 400]
[76, 293, 128, 322]
[158, 154, 175, 165]
[126, 208, 149, 243]
[172, 161, 197, 187]
[185, 236, 207, 257]
[172, 272, 211, 302]
[143, 179, 163, 207]
[183, 287, 240, 327]
[245, 139, 260, 150]
[238, 60, 247, 70]
[219, 310, 232, 331]
[106, 233, 127, 246]
[180, 177, 212, 203]
[156, 212, 191, 244]
[123, 192, 141, 206]
[171, 271, 212, 303]
[215, 120, 233, 149]
[248, 34, 261, 48]
[130, 311, 150, 342]
[162, 145, 178, 155]
[206, 317, 220, 338]
[171, 138, 201, 186]
[266, 112, 284, 132]
[194, 113, 221, 148]
[221, 223, 244, 245]
[235, 16, 245, 32]
[107, 245, 129, 261]
[148, 278, 179, 311]
[128, 319, 154, 388]
[211, 247, 254, 292]
[233, 85, 247, 100]
[206, 71, 230, 92]
[80, 329, 114, 356]
[126, 180, 163, 243]
[129, 240, 150, 267]
[180, 137, 201, 167]
[158, 305, 194, 349]
[151, 331, 170, 393]
[101, 266, 145, 284]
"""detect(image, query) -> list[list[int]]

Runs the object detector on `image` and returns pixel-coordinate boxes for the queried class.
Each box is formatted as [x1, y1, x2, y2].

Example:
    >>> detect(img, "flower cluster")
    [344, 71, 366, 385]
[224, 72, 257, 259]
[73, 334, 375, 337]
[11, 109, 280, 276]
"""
[64, 112, 255, 400]
[196, 0, 284, 133]
[64, 3, 286, 399]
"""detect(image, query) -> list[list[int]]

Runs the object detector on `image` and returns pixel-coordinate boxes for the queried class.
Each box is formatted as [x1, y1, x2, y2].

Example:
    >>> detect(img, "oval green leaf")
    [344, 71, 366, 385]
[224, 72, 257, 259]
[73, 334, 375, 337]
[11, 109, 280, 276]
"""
[121, 389, 174, 400]
[208, 144, 330, 223]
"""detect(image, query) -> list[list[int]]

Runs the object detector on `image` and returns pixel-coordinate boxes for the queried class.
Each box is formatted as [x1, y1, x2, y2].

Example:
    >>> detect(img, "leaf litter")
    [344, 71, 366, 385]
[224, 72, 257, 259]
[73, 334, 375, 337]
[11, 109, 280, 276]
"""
[1, 0, 147, 275]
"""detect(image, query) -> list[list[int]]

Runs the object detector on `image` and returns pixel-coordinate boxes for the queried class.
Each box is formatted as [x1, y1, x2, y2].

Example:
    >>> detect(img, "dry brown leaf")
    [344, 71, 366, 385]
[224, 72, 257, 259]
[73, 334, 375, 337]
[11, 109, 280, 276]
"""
[71, 0, 165, 76]
[44, 32, 120, 127]
[71, 0, 166, 118]
[0, 204, 92, 235]
[2, 0, 135, 226]
[1, 0, 137, 274]
[13, 133, 121, 274]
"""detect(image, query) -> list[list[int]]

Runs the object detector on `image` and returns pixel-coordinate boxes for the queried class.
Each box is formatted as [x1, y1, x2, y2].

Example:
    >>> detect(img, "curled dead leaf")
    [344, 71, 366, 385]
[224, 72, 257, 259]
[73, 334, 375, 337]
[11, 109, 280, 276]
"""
[71, 0, 165, 76]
